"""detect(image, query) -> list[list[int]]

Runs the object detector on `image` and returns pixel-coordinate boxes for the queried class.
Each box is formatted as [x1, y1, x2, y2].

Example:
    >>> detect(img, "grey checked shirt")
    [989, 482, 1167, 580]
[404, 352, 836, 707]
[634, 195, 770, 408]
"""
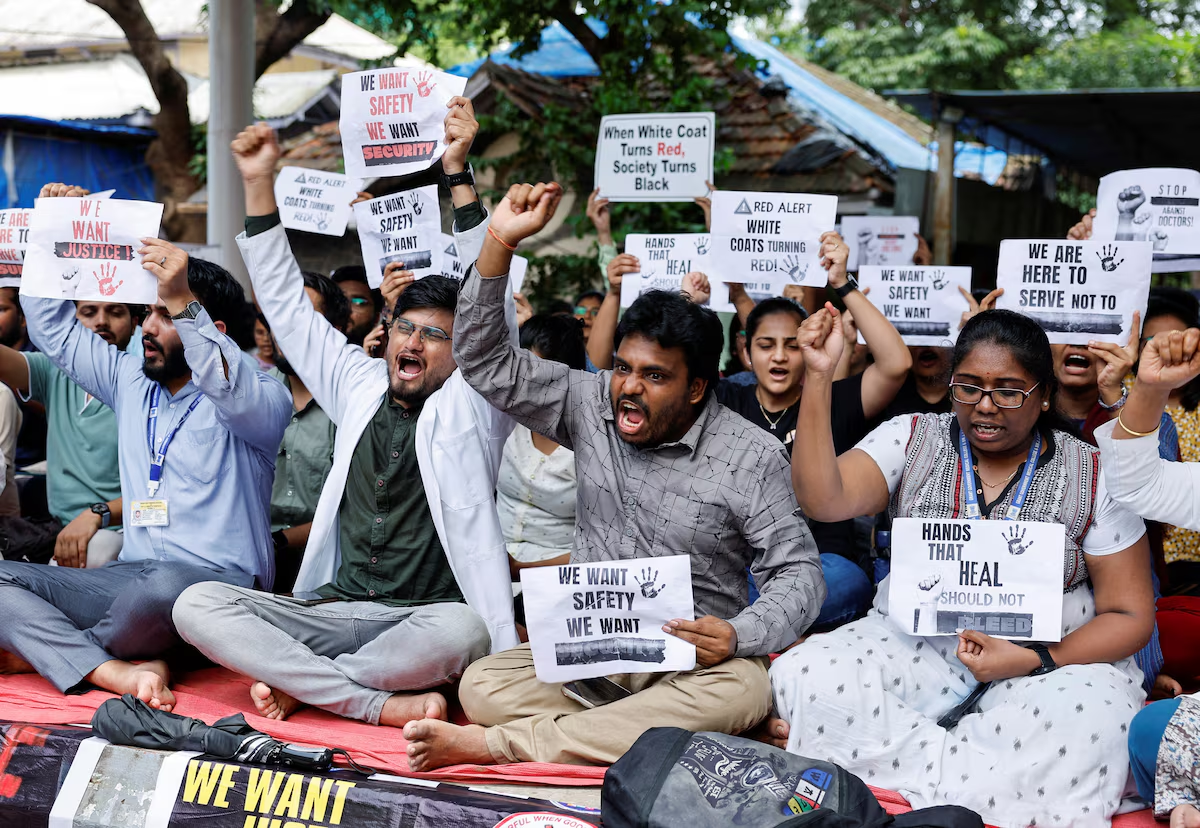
[455, 268, 826, 656]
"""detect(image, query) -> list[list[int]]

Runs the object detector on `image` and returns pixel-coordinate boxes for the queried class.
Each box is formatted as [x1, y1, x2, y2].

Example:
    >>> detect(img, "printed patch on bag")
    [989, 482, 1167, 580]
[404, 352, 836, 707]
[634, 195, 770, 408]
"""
[492, 813, 596, 827]
[551, 801, 602, 814]
[677, 734, 800, 808]
[783, 767, 833, 815]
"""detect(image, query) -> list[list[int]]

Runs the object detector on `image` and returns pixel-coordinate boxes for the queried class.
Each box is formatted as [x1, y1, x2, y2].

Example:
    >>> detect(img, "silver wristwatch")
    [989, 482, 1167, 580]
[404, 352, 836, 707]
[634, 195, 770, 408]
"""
[171, 300, 203, 321]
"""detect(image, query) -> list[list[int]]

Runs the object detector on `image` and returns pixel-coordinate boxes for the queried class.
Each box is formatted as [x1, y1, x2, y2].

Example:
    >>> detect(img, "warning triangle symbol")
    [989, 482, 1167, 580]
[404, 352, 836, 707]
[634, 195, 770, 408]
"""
[734, 199, 753, 215]
[445, 242, 458, 257]
[294, 172, 307, 184]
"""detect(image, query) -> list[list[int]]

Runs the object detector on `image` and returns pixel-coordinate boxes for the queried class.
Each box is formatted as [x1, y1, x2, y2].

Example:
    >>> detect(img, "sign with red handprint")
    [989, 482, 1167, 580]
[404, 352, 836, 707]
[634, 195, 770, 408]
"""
[340, 67, 467, 179]
[20, 196, 162, 303]
[1094, 168, 1200, 273]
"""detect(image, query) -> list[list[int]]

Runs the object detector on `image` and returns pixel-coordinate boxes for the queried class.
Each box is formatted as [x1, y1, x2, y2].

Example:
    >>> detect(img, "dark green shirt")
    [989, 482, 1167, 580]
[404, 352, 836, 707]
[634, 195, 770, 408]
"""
[319, 398, 462, 606]
[268, 369, 336, 533]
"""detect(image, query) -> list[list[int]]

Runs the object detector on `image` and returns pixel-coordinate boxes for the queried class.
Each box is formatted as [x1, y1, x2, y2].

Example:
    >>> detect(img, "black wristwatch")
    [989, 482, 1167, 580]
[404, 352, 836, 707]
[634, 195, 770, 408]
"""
[90, 502, 111, 529]
[833, 277, 859, 299]
[1026, 643, 1057, 676]
[171, 300, 203, 321]
[440, 163, 474, 189]
[272, 529, 289, 552]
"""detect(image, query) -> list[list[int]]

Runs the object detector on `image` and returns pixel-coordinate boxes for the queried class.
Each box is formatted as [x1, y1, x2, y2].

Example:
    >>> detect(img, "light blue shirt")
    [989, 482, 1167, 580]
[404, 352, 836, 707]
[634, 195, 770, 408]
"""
[23, 296, 291, 588]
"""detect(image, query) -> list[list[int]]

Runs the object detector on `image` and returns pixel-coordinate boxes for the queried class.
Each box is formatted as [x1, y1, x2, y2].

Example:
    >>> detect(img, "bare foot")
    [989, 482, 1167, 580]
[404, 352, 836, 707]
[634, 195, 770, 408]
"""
[0, 649, 34, 675]
[1171, 804, 1200, 828]
[379, 691, 447, 728]
[86, 659, 175, 712]
[250, 681, 304, 720]
[744, 716, 790, 749]
[402, 719, 493, 771]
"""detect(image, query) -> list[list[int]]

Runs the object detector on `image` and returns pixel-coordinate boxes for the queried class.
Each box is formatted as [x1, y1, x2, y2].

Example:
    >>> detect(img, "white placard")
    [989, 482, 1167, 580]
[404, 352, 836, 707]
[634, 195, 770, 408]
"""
[520, 556, 697, 683]
[856, 266, 971, 346]
[1093, 168, 1200, 256]
[620, 233, 734, 313]
[274, 167, 363, 237]
[842, 215, 920, 271]
[509, 255, 528, 296]
[594, 112, 715, 202]
[889, 517, 1066, 642]
[440, 233, 464, 281]
[711, 191, 838, 290]
[995, 239, 1151, 345]
[21, 197, 164, 303]
[0, 208, 32, 286]
[340, 68, 466, 179]
[352, 186, 442, 288]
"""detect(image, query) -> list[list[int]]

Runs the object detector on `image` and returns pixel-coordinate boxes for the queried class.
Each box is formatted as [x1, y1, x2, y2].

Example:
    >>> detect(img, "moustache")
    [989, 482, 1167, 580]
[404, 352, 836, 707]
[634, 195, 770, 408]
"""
[617, 393, 649, 415]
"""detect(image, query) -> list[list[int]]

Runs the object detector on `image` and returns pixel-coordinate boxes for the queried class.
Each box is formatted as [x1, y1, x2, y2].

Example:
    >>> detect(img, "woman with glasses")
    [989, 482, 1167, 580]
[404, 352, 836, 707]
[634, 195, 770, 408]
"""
[769, 308, 1154, 828]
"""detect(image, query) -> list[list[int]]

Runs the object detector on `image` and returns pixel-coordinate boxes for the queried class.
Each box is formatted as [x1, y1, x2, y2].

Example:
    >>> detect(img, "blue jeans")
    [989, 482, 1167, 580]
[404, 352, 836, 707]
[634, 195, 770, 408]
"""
[748, 553, 873, 633]
[1130, 698, 1182, 804]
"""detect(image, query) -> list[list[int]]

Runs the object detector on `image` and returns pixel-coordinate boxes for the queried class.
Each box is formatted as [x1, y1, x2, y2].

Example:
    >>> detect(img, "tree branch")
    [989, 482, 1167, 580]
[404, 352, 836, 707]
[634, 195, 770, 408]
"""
[549, 1, 605, 66]
[255, 0, 333, 79]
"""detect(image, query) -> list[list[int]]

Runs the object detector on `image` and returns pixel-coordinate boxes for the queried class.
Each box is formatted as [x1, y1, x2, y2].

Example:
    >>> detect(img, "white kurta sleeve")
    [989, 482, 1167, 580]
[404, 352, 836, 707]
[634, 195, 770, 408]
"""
[1095, 417, 1200, 531]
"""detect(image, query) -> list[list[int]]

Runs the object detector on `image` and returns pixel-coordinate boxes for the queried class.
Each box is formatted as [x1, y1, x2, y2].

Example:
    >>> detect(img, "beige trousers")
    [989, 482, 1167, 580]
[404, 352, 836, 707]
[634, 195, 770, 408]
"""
[458, 643, 772, 765]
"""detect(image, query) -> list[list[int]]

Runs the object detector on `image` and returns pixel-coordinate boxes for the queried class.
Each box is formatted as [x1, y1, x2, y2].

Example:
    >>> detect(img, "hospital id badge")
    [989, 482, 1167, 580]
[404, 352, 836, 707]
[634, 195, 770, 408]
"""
[130, 499, 169, 527]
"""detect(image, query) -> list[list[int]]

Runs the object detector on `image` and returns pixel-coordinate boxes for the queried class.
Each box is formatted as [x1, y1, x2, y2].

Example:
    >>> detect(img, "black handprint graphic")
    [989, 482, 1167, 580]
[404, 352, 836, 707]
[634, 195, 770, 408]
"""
[694, 236, 710, 256]
[635, 567, 665, 599]
[930, 269, 948, 290]
[1003, 525, 1030, 556]
[411, 196, 425, 217]
[1096, 244, 1124, 273]
[782, 254, 807, 283]
[416, 71, 436, 98]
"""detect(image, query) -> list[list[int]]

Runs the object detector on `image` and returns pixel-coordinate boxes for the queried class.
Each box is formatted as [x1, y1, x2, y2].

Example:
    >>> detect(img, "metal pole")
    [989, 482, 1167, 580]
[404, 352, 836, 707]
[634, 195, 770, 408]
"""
[207, 0, 255, 294]
[933, 115, 957, 267]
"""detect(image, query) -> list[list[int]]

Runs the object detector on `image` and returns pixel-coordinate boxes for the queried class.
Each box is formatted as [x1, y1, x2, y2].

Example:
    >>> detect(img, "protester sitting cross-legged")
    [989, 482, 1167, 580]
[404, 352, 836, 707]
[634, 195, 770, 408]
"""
[497, 313, 586, 575]
[401, 181, 825, 771]
[768, 307, 1154, 828]
[0, 182, 291, 711]
[173, 111, 516, 730]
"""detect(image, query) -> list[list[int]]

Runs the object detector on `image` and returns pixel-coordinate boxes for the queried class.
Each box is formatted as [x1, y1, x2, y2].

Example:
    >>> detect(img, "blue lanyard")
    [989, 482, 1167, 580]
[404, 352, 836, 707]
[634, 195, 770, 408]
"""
[958, 427, 1042, 521]
[146, 385, 204, 497]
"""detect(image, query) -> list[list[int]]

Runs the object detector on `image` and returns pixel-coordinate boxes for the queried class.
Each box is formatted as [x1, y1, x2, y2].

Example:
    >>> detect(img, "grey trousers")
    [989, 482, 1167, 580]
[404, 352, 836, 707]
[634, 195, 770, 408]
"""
[0, 559, 251, 692]
[173, 582, 491, 725]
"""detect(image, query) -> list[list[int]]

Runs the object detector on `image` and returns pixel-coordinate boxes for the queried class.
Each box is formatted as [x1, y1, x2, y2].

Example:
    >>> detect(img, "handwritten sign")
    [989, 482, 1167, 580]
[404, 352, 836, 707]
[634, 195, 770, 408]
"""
[620, 233, 734, 313]
[856, 266, 971, 346]
[711, 191, 838, 291]
[274, 167, 363, 237]
[841, 216, 920, 271]
[352, 185, 442, 288]
[995, 239, 1151, 345]
[520, 555, 696, 683]
[340, 68, 466, 179]
[889, 518, 1065, 642]
[594, 112, 715, 202]
[0, 209, 32, 286]
[21, 197, 164, 303]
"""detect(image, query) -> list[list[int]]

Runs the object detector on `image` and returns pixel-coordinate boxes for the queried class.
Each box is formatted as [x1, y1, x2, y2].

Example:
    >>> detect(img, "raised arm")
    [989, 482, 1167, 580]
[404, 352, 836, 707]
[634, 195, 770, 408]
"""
[587, 253, 637, 370]
[822, 232, 911, 418]
[790, 304, 891, 521]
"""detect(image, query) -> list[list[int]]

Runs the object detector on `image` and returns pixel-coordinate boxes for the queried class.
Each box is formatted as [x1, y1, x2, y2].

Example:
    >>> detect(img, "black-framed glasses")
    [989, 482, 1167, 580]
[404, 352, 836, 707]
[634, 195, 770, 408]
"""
[348, 297, 372, 307]
[390, 317, 451, 344]
[949, 381, 1041, 409]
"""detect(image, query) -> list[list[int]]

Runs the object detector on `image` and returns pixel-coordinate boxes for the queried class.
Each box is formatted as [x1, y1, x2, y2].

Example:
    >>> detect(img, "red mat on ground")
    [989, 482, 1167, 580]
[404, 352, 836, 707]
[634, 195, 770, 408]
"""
[0, 669, 1163, 824]
[0, 667, 606, 787]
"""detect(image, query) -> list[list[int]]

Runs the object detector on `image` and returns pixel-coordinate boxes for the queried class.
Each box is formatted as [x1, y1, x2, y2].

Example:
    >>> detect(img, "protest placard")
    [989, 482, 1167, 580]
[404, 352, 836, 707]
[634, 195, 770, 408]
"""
[710, 191, 838, 291]
[274, 167, 363, 236]
[510, 255, 528, 296]
[856, 265, 971, 346]
[340, 68, 466, 179]
[440, 233, 464, 281]
[619, 233, 734, 313]
[594, 112, 715, 202]
[995, 239, 1151, 345]
[521, 555, 696, 683]
[352, 185, 442, 288]
[0, 208, 33, 286]
[20, 197, 164, 303]
[889, 517, 1065, 642]
[841, 215, 920, 271]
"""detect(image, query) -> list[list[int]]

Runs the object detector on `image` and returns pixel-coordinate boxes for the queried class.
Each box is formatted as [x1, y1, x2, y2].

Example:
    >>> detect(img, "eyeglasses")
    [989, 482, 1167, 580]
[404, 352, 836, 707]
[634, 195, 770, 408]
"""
[348, 297, 372, 307]
[391, 317, 451, 344]
[575, 306, 599, 319]
[949, 382, 1041, 409]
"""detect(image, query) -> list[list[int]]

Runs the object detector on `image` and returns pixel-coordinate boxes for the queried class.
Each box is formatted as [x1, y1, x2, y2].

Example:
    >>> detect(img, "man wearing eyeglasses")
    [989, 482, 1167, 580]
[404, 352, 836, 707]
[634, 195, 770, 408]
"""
[172, 106, 519, 730]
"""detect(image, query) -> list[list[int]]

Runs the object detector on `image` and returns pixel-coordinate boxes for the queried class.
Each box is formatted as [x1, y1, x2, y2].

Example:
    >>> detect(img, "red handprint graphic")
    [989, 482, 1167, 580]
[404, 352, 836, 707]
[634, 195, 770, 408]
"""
[94, 262, 123, 297]
[416, 71, 436, 98]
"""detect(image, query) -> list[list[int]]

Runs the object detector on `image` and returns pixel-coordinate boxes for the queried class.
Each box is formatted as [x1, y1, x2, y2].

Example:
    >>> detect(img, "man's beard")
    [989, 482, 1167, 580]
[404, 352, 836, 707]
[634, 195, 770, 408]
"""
[141, 336, 190, 384]
[612, 391, 696, 448]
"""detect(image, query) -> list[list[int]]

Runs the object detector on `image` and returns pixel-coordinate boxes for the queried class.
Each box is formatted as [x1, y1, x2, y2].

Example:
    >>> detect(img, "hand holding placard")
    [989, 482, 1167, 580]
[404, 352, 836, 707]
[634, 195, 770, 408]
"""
[138, 238, 193, 315]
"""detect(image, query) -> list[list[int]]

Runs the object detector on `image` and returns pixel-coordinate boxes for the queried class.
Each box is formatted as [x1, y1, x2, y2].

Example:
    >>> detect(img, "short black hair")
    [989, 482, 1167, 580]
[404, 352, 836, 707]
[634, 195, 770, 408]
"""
[575, 290, 605, 306]
[615, 289, 723, 397]
[0, 287, 22, 316]
[187, 257, 246, 334]
[542, 299, 576, 317]
[395, 274, 458, 319]
[124, 303, 147, 324]
[1147, 286, 1200, 328]
[745, 296, 808, 342]
[520, 314, 587, 370]
[301, 270, 351, 333]
[331, 264, 383, 313]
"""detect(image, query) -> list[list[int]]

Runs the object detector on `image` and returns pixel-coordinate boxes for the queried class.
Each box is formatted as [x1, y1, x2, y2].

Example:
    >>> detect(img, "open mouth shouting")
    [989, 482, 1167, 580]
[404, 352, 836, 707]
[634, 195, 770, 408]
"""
[916, 348, 941, 368]
[617, 397, 647, 437]
[396, 353, 425, 382]
[1061, 351, 1092, 375]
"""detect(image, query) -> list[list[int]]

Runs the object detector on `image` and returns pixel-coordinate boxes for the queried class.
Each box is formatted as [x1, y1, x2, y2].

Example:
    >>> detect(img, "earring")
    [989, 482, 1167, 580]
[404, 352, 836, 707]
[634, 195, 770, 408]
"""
[1041, 401, 1050, 409]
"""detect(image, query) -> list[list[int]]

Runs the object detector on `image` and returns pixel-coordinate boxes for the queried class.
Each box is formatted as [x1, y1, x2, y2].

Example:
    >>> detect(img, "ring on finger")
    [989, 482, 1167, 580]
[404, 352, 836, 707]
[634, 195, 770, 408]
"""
[159, 257, 167, 266]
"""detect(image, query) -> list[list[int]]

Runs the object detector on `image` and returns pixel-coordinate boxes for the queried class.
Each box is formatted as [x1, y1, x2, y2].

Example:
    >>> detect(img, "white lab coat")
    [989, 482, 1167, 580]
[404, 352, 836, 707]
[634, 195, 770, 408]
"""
[237, 218, 519, 652]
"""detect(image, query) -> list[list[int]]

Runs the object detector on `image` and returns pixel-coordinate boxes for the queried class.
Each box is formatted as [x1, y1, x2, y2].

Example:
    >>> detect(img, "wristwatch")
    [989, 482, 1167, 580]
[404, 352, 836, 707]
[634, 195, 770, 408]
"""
[90, 502, 111, 529]
[171, 300, 203, 321]
[1098, 384, 1129, 411]
[272, 529, 289, 552]
[833, 277, 859, 299]
[1026, 643, 1058, 676]
[441, 163, 475, 189]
